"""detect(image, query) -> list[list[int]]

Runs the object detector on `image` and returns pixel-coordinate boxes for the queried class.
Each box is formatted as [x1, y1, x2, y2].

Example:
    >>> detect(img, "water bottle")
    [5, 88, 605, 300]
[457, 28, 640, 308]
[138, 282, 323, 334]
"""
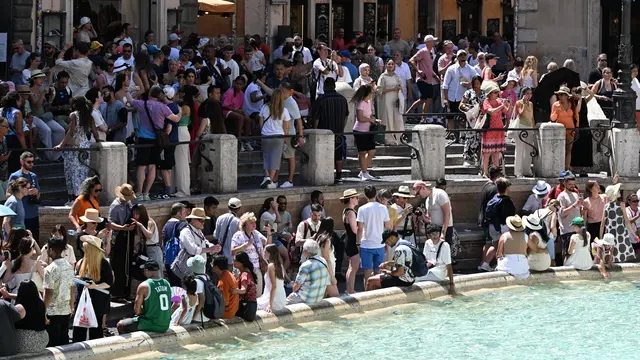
[67, 229, 76, 237]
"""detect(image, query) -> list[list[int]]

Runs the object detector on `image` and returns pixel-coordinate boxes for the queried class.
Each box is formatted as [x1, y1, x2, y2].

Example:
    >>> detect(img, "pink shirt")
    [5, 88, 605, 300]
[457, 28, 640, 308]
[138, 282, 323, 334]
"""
[353, 100, 372, 132]
[501, 89, 517, 105]
[412, 47, 436, 83]
[222, 88, 244, 116]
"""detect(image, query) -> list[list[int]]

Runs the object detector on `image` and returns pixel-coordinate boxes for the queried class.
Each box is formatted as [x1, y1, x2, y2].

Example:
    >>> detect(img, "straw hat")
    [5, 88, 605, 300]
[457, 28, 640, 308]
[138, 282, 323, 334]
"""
[554, 86, 571, 96]
[16, 85, 31, 95]
[531, 180, 551, 195]
[392, 186, 415, 198]
[114, 183, 136, 201]
[605, 183, 622, 201]
[79, 208, 103, 223]
[81, 235, 104, 252]
[595, 233, 615, 247]
[522, 214, 543, 231]
[186, 208, 210, 220]
[340, 189, 360, 200]
[29, 70, 47, 80]
[481, 80, 500, 95]
[506, 215, 525, 232]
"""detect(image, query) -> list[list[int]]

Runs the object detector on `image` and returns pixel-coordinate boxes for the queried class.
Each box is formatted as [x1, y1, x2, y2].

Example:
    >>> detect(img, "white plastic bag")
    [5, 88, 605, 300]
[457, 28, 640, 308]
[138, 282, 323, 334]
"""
[73, 287, 98, 328]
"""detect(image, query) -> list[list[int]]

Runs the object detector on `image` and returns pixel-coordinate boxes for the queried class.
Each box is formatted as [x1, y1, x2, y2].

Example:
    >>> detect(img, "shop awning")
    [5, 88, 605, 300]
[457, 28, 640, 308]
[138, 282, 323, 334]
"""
[199, 0, 235, 13]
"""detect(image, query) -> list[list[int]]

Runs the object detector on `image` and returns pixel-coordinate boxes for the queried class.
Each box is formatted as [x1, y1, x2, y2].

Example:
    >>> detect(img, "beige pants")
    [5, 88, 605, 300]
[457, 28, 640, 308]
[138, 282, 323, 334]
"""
[173, 126, 191, 197]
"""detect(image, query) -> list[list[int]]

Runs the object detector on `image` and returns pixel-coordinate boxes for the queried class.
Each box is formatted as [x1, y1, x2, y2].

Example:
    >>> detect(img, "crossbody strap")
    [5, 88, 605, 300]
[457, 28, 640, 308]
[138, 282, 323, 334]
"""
[144, 100, 161, 131]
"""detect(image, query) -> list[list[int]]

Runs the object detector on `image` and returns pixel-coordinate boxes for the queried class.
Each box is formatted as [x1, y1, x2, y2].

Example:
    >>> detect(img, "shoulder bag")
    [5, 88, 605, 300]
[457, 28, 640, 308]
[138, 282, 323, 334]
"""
[144, 100, 170, 148]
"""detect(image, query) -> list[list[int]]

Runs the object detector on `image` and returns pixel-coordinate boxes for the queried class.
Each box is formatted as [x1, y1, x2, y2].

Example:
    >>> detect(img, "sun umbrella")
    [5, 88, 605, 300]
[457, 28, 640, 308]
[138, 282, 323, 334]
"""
[199, 0, 235, 13]
[172, 286, 186, 303]
[532, 67, 581, 114]
[0, 205, 16, 217]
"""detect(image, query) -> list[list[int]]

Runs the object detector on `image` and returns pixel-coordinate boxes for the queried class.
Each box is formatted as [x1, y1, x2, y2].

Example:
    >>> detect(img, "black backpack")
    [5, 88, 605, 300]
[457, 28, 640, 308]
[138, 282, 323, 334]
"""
[197, 275, 225, 320]
[396, 240, 429, 278]
[483, 195, 504, 231]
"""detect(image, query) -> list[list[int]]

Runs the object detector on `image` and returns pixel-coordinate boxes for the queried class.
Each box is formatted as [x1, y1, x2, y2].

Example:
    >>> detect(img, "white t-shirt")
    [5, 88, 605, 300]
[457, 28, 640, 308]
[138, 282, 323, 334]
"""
[169, 47, 180, 61]
[250, 51, 265, 72]
[260, 105, 291, 136]
[356, 201, 390, 249]
[91, 108, 106, 142]
[226, 59, 240, 88]
[117, 56, 135, 68]
[392, 244, 414, 283]
[337, 65, 352, 84]
[558, 191, 581, 235]
[313, 58, 340, 95]
[425, 188, 453, 228]
[192, 276, 210, 322]
[259, 211, 278, 232]
[243, 82, 263, 115]
[422, 239, 452, 281]
[394, 62, 412, 98]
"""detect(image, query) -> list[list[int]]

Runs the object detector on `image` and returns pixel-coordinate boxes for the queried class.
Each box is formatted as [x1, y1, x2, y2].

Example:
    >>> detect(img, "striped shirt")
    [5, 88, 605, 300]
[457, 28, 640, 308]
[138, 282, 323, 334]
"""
[295, 255, 329, 304]
[214, 212, 240, 264]
[312, 91, 349, 133]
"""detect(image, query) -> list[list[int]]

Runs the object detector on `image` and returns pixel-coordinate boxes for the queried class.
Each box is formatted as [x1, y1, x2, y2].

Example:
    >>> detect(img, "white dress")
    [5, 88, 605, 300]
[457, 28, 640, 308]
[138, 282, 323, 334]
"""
[257, 267, 286, 311]
[527, 232, 551, 271]
[170, 293, 198, 325]
[564, 233, 593, 270]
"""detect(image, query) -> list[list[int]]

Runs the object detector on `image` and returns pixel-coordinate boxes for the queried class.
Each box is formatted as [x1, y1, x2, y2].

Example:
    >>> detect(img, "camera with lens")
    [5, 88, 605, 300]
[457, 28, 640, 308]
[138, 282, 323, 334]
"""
[412, 208, 423, 217]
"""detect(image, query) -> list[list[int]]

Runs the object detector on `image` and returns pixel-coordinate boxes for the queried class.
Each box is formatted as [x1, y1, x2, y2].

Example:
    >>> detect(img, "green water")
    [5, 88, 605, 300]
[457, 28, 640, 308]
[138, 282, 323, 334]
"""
[160, 280, 640, 360]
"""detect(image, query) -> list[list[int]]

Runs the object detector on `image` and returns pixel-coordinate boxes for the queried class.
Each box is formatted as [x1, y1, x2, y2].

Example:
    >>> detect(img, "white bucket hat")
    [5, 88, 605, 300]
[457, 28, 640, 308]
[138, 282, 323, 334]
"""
[532, 180, 551, 196]
[595, 233, 615, 247]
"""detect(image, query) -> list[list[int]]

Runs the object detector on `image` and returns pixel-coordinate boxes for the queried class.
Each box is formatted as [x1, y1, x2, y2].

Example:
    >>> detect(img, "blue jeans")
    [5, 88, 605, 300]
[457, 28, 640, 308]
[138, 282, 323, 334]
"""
[547, 236, 556, 260]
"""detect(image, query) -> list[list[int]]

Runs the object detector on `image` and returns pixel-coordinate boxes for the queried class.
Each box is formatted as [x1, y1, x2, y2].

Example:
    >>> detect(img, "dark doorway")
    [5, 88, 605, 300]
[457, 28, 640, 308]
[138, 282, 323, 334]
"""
[601, 0, 640, 73]
[501, 1, 514, 43]
[418, 0, 430, 36]
[377, 0, 393, 41]
[290, 0, 307, 39]
[332, 0, 354, 43]
[74, 0, 122, 44]
[460, 0, 481, 38]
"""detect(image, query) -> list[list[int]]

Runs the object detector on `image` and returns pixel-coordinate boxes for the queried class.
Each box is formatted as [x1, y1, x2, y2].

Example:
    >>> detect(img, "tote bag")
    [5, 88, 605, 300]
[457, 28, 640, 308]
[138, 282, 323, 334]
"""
[73, 287, 99, 328]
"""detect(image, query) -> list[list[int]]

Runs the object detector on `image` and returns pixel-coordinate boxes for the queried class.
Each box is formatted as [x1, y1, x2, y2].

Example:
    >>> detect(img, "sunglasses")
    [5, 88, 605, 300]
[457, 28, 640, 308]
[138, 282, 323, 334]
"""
[278, 202, 287, 205]
[631, 200, 639, 203]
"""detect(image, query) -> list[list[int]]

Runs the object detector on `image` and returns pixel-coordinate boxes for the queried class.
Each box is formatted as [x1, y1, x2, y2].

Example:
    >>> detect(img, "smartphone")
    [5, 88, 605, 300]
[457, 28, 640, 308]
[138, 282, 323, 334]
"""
[2, 250, 10, 261]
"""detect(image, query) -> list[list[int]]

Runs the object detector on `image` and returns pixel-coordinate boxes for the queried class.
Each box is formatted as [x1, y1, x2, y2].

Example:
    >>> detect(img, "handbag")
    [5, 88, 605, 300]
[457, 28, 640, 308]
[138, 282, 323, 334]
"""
[463, 103, 481, 128]
[506, 105, 520, 139]
[252, 237, 268, 274]
[474, 112, 490, 130]
[371, 123, 386, 144]
[144, 100, 170, 149]
[73, 287, 99, 328]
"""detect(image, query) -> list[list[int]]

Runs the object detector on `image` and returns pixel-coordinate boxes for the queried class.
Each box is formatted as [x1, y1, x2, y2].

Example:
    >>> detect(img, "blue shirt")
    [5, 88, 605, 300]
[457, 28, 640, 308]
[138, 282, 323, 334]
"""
[4, 195, 25, 230]
[8, 170, 39, 219]
[166, 102, 180, 142]
[344, 62, 359, 86]
[295, 255, 329, 304]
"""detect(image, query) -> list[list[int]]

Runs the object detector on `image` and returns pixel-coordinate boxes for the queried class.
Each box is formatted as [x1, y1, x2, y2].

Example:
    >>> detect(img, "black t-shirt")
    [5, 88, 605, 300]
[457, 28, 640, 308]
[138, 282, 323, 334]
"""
[50, 87, 72, 116]
[152, 63, 164, 82]
[496, 195, 516, 226]
[15, 300, 45, 331]
[0, 300, 21, 356]
[588, 68, 603, 85]
[478, 181, 498, 225]
[199, 66, 211, 84]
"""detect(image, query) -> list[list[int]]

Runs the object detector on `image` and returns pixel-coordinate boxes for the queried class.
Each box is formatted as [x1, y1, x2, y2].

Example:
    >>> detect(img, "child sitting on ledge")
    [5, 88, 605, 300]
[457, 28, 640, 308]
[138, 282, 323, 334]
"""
[593, 234, 615, 279]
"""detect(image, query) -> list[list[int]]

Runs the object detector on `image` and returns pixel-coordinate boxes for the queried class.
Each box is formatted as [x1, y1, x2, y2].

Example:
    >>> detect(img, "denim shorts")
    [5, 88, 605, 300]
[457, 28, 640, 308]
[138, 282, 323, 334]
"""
[360, 247, 386, 271]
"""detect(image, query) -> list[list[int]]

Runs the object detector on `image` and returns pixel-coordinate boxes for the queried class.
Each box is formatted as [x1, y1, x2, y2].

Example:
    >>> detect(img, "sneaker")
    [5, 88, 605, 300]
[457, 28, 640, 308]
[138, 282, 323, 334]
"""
[364, 172, 376, 180]
[358, 171, 369, 181]
[266, 182, 277, 189]
[64, 200, 73, 207]
[239, 144, 246, 152]
[243, 141, 254, 151]
[135, 194, 144, 202]
[334, 178, 344, 184]
[280, 181, 293, 188]
[478, 263, 494, 272]
[260, 177, 272, 189]
[143, 194, 151, 202]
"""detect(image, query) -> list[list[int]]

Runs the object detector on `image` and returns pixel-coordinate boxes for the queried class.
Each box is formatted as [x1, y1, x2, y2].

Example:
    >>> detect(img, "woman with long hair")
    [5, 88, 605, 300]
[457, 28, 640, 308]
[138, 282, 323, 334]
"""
[1, 91, 27, 173]
[231, 212, 272, 297]
[164, 60, 180, 86]
[591, 67, 617, 118]
[582, 180, 606, 244]
[72, 235, 113, 342]
[570, 86, 595, 174]
[257, 244, 286, 312]
[376, 59, 404, 145]
[600, 183, 637, 263]
[259, 89, 290, 189]
[68, 175, 102, 232]
[14, 280, 48, 354]
[549, 86, 577, 170]
[54, 96, 98, 201]
[459, 75, 485, 167]
[513, 86, 535, 178]
[172, 85, 198, 197]
[480, 82, 510, 177]
[352, 85, 379, 181]
[135, 52, 154, 92]
[523, 214, 551, 271]
[3, 178, 30, 236]
[1, 237, 44, 297]
[74, 207, 111, 257]
[313, 218, 339, 297]
[38, 225, 77, 266]
[131, 204, 162, 266]
[4, 227, 28, 260]
[481, 54, 505, 82]
[342, 189, 360, 294]
[140, 30, 155, 53]
[520, 56, 539, 89]
[222, 76, 252, 146]
[22, 53, 42, 85]
[232, 252, 258, 321]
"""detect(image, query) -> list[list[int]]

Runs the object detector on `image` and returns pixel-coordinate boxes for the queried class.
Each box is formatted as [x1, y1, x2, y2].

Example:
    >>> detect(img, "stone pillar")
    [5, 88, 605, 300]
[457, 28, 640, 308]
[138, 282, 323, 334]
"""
[411, 124, 445, 181]
[90, 142, 127, 205]
[536, 123, 565, 178]
[300, 129, 335, 186]
[611, 128, 640, 178]
[588, 118, 611, 174]
[200, 134, 238, 193]
[335, 82, 355, 148]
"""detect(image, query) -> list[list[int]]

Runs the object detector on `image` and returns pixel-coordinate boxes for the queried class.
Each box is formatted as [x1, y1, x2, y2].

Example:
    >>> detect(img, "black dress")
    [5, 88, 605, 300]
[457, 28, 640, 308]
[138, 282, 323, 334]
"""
[343, 208, 359, 257]
[571, 99, 593, 168]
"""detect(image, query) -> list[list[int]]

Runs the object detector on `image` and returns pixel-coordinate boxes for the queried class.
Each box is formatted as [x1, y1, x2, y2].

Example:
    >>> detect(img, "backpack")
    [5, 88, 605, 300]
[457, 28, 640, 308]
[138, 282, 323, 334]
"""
[164, 222, 182, 266]
[197, 274, 225, 319]
[396, 240, 429, 278]
[483, 195, 504, 231]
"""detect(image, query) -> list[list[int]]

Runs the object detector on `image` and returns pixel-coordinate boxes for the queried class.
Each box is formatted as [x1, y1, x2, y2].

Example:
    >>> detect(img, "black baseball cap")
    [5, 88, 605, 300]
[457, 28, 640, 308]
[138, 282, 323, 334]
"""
[381, 229, 399, 244]
[143, 260, 160, 271]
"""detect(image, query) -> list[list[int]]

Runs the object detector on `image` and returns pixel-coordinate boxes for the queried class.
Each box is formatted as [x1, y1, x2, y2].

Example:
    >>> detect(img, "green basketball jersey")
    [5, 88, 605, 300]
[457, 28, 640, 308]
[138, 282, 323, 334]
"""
[137, 278, 172, 333]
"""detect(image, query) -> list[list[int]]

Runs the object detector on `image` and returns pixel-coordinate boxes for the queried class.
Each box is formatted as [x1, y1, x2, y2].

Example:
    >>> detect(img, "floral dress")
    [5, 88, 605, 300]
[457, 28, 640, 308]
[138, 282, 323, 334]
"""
[462, 89, 486, 163]
[63, 111, 91, 197]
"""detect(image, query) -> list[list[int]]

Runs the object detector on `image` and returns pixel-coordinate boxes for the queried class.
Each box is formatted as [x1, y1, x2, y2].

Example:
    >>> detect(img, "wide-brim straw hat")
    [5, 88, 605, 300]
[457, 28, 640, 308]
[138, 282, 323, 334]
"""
[522, 214, 543, 231]
[81, 235, 104, 252]
[605, 183, 622, 201]
[186, 207, 210, 220]
[30, 70, 47, 80]
[392, 185, 415, 198]
[80, 208, 103, 223]
[340, 189, 360, 200]
[115, 183, 136, 201]
[555, 86, 571, 96]
[506, 215, 525, 232]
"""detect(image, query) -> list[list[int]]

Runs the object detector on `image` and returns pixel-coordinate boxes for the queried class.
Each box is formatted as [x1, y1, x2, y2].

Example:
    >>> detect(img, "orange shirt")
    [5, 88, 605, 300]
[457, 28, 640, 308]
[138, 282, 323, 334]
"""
[218, 270, 239, 319]
[550, 101, 577, 129]
[75, 195, 100, 225]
